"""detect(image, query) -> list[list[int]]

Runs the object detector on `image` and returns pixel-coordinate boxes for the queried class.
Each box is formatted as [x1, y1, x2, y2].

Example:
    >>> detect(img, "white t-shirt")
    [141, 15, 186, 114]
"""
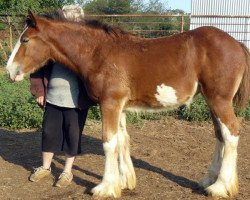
[46, 63, 79, 108]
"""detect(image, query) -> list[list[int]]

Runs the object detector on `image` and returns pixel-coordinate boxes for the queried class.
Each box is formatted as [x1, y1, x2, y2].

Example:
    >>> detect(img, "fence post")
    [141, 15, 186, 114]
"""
[0, 40, 8, 61]
[181, 15, 184, 32]
[7, 16, 13, 50]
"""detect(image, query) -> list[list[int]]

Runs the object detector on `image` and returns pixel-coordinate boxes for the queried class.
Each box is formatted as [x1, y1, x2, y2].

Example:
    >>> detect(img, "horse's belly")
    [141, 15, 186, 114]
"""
[125, 82, 198, 112]
[125, 104, 179, 113]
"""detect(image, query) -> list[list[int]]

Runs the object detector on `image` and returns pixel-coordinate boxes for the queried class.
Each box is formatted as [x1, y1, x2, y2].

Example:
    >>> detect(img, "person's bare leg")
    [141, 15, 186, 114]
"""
[64, 153, 75, 173]
[42, 152, 54, 169]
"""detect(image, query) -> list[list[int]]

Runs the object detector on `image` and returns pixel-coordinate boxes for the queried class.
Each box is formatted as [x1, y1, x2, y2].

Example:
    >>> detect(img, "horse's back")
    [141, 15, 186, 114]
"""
[123, 26, 247, 111]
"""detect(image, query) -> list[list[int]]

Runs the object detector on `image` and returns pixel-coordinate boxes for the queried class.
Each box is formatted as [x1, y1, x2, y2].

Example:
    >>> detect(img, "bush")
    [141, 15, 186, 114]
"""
[179, 95, 211, 122]
[243, 103, 250, 120]
[88, 106, 101, 120]
[0, 22, 6, 30]
[0, 74, 43, 129]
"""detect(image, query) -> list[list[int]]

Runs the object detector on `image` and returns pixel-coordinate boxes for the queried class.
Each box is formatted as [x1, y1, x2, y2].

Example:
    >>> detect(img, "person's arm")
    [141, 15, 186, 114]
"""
[30, 68, 46, 108]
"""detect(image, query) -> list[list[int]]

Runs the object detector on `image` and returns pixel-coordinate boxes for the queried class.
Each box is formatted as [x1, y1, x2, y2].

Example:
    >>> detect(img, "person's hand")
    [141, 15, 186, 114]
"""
[36, 96, 45, 107]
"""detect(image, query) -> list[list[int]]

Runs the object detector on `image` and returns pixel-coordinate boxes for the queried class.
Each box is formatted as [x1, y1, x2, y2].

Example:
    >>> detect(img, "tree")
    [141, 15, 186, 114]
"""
[0, 0, 75, 14]
[39, 0, 74, 11]
[84, 0, 133, 14]
[143, 0, 168, 14]
[83, 0, 170, 14]
[0, 0, 40, 14]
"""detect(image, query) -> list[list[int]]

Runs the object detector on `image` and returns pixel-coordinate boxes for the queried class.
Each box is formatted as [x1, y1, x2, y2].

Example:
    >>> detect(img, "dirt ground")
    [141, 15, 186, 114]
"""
[0, 117, 249, 200]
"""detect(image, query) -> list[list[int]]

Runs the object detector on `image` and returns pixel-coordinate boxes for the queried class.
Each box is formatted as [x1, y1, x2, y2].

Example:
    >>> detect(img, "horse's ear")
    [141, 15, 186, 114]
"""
[26, 10, 36, 28]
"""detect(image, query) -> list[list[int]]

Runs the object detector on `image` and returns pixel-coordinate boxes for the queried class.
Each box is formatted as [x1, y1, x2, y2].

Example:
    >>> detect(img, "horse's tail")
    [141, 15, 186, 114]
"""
[234, 42, 250, 108]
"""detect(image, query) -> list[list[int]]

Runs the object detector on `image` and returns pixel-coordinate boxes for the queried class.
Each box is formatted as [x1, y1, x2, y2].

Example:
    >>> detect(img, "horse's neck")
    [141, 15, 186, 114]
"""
[48, 23, 110, 76]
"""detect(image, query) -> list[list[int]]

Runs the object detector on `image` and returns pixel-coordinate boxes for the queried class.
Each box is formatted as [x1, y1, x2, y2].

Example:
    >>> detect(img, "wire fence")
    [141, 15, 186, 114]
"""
[0, 14, 24, 64]
[1, 14, 250, 65]
[0, 14, 190, 65]
[85, 14, 189, 37]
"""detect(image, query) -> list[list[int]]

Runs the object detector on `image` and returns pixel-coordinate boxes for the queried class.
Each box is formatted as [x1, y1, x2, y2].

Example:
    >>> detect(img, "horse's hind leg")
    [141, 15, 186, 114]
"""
[118, 112, 136, 190]
[198, 113, 224, 189]
[200, 97, 239, 198]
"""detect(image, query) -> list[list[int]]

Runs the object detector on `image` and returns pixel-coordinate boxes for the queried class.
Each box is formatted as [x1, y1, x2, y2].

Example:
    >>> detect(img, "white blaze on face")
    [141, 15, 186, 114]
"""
[6, 27, 27, 81]
[155, 84, 178, 107]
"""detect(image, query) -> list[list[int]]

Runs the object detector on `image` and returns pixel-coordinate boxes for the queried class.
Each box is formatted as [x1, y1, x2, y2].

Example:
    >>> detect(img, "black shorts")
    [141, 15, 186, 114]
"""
[42, 103, 88, 156]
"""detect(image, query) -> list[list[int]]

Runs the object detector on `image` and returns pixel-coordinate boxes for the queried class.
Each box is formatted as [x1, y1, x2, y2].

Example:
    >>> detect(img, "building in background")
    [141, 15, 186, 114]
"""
[190, 0, 250, 48]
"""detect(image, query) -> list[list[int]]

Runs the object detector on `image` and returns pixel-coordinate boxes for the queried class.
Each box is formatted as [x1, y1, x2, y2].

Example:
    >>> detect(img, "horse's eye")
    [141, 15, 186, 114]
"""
[22, 37, 29, 43]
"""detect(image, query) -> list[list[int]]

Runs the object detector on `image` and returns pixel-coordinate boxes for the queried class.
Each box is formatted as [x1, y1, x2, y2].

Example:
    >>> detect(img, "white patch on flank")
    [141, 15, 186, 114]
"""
[155, 84, 178, 107]
[6, 27, 27, 80]
[126, 82, 198, 113]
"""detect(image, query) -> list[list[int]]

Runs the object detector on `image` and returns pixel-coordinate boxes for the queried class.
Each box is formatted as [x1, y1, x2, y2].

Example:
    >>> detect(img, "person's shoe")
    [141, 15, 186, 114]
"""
[29, 166, 52, 182]
[55, 171, 73, 187]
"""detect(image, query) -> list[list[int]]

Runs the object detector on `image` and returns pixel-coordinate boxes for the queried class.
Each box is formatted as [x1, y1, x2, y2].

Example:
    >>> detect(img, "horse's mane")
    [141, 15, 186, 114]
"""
[40, 10, 131, 37]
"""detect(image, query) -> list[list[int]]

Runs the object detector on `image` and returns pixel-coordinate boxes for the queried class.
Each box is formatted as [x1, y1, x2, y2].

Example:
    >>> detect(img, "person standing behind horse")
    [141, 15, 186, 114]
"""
[29, 6, 94, 187]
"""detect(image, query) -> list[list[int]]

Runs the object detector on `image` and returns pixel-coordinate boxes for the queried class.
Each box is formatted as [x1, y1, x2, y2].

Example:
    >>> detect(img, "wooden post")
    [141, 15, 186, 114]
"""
[181, 15, 184, 33]
[7, 16, 13, 50]
[0, 41, 8, 61]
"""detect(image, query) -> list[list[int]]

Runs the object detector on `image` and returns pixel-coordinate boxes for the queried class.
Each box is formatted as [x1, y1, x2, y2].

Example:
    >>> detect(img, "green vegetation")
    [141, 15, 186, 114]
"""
[0, 0, 76, 14]
[0, 73, 43, 129]
[0, 22, 6, 30]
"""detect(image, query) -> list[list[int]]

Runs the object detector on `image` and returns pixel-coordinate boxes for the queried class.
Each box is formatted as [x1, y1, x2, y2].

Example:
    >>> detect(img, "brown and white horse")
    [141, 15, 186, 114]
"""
[6, 11, 250, 199]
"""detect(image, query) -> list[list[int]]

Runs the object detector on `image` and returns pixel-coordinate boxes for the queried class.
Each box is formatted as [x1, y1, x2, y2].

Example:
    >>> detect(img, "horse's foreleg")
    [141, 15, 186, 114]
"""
[91, 100, 123, 198]
[201, 99, 239, 198]
[118, 112, 136, 190]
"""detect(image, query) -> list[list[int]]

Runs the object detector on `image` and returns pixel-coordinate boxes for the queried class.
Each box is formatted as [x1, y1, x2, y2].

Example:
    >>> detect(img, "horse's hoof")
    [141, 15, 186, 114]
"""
[120, 172, 136, 190]
[205, 179, 238, 199]
[91, 182, 121, 198]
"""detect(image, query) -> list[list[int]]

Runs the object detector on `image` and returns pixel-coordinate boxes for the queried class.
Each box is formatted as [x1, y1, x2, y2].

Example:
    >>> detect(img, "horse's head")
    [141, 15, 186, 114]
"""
[6, 11, 51, 81]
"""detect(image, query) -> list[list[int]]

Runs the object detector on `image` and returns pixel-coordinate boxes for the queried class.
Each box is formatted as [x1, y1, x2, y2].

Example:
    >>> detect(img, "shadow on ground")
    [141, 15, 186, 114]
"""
[0, 128, 205, 196]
